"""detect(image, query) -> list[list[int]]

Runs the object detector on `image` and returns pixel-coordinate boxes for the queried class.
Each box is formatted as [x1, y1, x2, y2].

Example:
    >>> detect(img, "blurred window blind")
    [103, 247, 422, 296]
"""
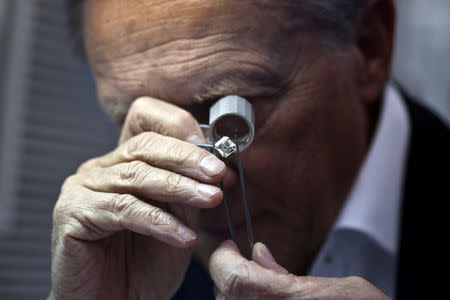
[392, 0, 450, 125]
[0, 0, 117, 299]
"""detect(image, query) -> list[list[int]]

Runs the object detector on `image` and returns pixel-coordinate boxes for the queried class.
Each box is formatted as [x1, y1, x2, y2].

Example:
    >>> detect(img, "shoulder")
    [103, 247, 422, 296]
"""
[400, 86, 449, 186]
[396, 85, 449, 300]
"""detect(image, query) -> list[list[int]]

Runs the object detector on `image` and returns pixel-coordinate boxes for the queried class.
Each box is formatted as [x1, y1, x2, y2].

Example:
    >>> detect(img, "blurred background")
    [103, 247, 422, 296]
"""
[0, 0, 448, 299]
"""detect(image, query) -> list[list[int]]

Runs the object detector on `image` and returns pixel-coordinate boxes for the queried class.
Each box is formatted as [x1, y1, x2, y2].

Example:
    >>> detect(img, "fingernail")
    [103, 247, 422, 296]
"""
[198, 183, 221, 198]
[177, 224, 197, 242]
[186, 133, 204, 144]
[200, 155, 225, 177]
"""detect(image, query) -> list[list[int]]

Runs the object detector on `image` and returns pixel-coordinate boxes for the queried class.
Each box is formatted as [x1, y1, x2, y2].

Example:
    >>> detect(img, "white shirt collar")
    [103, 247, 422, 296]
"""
[334, 83, 411, 255]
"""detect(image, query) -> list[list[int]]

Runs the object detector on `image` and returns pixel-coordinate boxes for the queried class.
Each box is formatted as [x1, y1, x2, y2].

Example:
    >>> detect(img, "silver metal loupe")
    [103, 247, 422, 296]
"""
[197, 95, 255, 157]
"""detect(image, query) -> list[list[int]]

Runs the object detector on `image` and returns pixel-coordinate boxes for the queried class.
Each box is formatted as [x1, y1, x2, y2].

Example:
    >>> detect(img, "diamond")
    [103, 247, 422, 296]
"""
[214, 136, 236, 158]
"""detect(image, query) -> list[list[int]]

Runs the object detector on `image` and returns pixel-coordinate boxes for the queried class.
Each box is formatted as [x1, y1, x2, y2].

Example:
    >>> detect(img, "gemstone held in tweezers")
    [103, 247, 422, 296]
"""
[214, 136, 236, 158]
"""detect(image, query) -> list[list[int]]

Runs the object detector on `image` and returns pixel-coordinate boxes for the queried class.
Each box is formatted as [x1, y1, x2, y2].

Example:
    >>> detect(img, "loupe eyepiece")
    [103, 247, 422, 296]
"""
[209, 95, 254, 151]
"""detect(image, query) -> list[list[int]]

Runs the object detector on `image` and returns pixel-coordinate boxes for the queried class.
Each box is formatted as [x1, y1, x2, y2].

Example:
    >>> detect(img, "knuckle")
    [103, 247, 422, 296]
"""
[61, 175, 79, 192]
[52, 200, 68, 227]
[128, 98, 190, 137]
[77, 158, 100, 173]
[117, 161, 149, 184]
[346, 276, 366, 285]
[342, 276, 384, 297]
[109, 194, 174, 228]
[344, 276, 372, 289]
[169, 109, 194, 128]
[127, 132, 158, 155]
[147, 207, 174, 227]
[54, 223, 83, 247]
[128, 103, 151, 136]
[222, 263, 250, 297]
[162, 172, 186, 194]
[109, 193, 135, 214]
[166, 141, 196, 166]
[128, 98, 149, 122]
[53, 184, 84, 228]
[130, 97, 148, 113]
[106, 193, 146, 229]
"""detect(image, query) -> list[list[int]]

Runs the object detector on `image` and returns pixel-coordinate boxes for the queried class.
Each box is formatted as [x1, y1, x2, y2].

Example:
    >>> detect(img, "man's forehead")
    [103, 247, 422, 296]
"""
[85, 0, 299, 106]
[84, 0, 297, 56]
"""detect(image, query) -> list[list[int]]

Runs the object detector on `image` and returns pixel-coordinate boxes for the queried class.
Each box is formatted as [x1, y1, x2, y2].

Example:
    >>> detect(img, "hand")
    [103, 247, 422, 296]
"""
[49, 97, 226, 300]
[210, 240, 390, 300]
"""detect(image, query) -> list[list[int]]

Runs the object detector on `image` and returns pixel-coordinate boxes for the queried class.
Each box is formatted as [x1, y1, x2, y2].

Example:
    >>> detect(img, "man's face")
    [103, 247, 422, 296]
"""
[84, 0, 369, 274]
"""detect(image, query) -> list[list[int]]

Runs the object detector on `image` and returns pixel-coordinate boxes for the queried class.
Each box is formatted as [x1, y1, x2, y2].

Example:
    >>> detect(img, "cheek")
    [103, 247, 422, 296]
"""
[242, 95, 332, 198]
[239, 87, 358, 221]
[242, 142, 330, 205]
[243, 145, 294, 188]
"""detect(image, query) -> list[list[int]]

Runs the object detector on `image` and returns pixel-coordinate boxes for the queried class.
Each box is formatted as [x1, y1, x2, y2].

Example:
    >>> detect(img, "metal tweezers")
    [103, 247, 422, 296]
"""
[199, 135, 254, 253]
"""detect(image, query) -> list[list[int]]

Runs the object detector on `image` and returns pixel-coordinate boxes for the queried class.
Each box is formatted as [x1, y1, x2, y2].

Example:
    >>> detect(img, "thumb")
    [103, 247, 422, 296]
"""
[252, 242, 289, 274]
[118, 96, 204, 144]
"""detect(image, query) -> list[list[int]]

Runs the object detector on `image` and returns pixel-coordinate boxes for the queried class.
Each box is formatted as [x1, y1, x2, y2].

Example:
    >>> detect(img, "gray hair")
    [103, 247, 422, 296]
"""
[67, 0, 366, 57]
[298, 1, 367, 45]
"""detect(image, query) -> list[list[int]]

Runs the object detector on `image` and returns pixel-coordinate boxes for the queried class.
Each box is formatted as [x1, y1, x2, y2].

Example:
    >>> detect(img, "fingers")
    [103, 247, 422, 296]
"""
[54, 182, 197, 248]
[57, 98, 226, 251]
[76, 134, 226, 209]
[252, 242, 289, 274]
[92, 132, 226, 183]
[119, 96, 205, 144]
[78, 160, 223, 208]
[209, 240, 298, 299]
[210, 241, 390, 300]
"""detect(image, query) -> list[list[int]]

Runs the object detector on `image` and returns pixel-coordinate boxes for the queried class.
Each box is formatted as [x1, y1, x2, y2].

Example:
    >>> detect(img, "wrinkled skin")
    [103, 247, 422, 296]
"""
[49, 0, 395, 299]
[210, 240, 389, 299]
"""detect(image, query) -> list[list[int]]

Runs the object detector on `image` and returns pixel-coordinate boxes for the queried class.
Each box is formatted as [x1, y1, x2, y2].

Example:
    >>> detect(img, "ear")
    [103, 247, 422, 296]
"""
[354, 0, 395, 104]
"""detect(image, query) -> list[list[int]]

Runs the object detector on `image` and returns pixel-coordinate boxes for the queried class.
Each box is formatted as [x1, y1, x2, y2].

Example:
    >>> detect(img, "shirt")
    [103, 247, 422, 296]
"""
[309, 83, 411, 299]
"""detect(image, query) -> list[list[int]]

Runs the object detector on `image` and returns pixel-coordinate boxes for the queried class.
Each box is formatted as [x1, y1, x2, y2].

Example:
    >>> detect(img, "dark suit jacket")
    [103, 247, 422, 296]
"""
[395, 88, 449, 300]
[173, 90, 450, 300]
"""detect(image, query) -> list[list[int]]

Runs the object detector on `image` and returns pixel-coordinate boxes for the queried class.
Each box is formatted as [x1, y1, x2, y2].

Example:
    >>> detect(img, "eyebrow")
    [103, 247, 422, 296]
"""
[192, 68, 287, 104]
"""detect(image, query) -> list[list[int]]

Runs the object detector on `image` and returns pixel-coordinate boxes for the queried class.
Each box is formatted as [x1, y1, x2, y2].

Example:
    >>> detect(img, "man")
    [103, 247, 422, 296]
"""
[49, 0, 448, 299]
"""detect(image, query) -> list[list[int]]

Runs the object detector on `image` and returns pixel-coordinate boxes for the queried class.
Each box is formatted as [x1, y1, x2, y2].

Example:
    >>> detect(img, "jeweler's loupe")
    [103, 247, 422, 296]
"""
[196, 95, 255, 157]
